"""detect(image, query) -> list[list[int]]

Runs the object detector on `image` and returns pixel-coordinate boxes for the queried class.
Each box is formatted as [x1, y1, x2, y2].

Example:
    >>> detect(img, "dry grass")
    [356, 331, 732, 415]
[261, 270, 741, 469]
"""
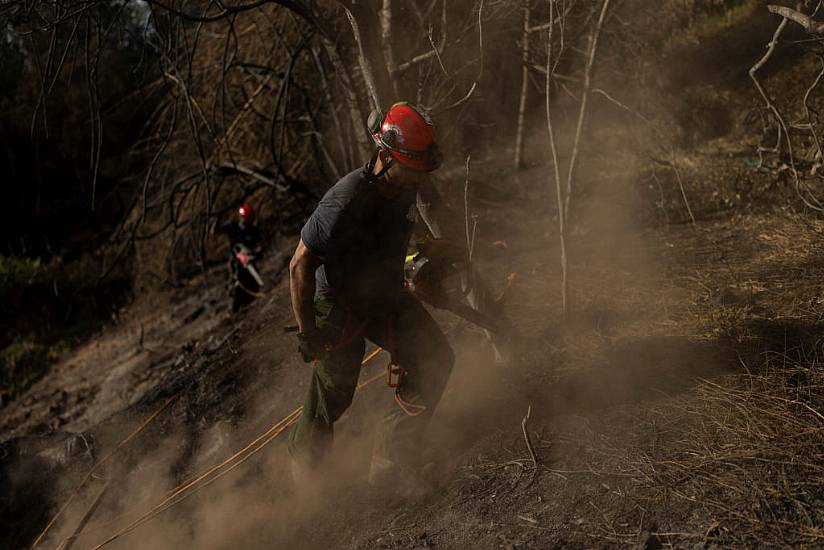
[486, 203, 824, 547]
[632, 347, 824, 546]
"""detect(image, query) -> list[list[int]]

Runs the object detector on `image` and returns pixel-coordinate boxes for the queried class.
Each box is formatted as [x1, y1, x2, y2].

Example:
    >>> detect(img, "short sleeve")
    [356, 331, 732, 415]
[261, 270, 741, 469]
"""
[300, 177, 361, 259]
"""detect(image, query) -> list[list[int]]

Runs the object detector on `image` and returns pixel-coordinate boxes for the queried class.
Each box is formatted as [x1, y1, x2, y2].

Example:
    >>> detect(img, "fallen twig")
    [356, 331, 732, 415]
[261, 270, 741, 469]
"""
[522, 404, 539, 473]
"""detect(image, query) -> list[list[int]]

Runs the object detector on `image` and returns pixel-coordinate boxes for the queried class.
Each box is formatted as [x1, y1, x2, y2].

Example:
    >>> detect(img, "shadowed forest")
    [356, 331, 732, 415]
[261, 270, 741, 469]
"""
[5, 0, 824, 548]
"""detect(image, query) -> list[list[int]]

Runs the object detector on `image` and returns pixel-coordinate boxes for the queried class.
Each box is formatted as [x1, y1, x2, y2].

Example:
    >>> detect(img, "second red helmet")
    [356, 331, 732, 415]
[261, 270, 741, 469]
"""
[238, 202, 255, 223]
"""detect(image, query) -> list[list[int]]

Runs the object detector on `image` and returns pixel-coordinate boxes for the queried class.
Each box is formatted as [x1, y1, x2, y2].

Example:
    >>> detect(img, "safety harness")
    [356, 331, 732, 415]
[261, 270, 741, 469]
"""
[384, 317, 428, 417]
[318, 309, 428, 418]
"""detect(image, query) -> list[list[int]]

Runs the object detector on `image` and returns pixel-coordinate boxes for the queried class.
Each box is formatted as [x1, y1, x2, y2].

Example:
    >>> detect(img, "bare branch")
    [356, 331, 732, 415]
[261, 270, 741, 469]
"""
[426, 25, 450, 78]
[217, 162, 280, 189]
[438, 81, 477, 112]
[545, 0, 568, 316]
[768, 4, 824, 34]
[514, 1, 530, 169]
[802, 56, 824, 174]
[321, 38, 371, 159]
[592, 88, 653, 125]
[563, 0, 610, 221]
[750, 17, 789, 166]
[313, 47, 354, 171]
[393, 49, 437, 75]
[341, 5, 382, 111]
[750, 12, 824, 212]
[379, 0, 399, 95]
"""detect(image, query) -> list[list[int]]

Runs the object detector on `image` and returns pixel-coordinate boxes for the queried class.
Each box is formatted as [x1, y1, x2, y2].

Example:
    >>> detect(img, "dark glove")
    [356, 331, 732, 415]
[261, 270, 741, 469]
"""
[297, 330, 328, 363]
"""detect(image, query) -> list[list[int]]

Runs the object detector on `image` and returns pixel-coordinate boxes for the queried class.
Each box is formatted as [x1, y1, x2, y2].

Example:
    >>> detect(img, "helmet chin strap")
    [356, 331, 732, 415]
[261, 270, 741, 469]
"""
[366, 151, 395, 182]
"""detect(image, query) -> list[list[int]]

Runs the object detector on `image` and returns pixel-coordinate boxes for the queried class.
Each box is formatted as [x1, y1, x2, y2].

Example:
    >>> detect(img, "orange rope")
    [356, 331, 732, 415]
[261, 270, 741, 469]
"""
[359, 347, 383, 372]
[54, 410, 303, 550]
[393, 392, 427, 417]
[82, 347, 386, 550]
[87, 410, 303, 550]
[31, 393, 179, 548]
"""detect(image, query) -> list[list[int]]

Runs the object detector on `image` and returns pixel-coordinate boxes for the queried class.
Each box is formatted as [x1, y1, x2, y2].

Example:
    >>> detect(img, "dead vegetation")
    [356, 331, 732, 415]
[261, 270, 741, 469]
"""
[749, 1, 824, 215]
[553, 339, 824, 547]
[635, 352, 824, 547]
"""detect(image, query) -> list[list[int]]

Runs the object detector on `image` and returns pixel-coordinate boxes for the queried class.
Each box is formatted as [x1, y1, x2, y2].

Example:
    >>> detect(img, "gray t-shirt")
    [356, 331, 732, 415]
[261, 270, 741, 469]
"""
[300, 163, 418, 311]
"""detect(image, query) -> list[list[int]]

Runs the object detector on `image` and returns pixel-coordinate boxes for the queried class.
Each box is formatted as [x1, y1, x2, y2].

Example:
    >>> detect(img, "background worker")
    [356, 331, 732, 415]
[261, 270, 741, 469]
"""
[222, 202, 264, 312]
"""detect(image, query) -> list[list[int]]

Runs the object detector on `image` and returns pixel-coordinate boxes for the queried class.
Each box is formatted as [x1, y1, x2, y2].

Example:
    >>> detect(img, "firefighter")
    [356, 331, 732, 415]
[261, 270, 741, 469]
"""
[222, 202, 264, 312]
[288, 102, 454, 489]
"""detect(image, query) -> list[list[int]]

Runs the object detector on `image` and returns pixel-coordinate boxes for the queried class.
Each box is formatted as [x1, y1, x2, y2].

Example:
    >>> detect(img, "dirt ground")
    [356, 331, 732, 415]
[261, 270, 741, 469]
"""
[7, 5, 824, 549]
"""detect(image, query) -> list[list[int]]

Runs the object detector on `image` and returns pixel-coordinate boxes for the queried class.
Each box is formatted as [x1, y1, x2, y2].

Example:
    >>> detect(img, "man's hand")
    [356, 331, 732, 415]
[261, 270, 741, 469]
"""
[296, 330, 328, 363]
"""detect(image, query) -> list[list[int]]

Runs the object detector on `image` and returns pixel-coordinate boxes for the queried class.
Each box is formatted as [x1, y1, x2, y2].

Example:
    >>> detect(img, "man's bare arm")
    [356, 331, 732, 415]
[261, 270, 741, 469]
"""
[289, 239, 322, 334]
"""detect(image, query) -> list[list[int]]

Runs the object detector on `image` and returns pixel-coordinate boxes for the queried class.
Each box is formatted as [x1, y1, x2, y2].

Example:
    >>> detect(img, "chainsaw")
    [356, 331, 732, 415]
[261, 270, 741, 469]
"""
[233, 243, 264, 287]
[404, 239, 505, 335]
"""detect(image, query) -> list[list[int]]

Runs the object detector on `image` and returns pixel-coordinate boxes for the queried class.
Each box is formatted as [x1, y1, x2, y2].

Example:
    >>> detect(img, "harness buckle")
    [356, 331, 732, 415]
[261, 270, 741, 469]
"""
[386, 362, 406, 388]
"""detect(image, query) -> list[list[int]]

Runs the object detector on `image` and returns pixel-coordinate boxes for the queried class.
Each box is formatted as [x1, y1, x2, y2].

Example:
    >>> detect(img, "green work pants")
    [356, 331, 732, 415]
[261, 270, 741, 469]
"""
[288, 291, 454, 470]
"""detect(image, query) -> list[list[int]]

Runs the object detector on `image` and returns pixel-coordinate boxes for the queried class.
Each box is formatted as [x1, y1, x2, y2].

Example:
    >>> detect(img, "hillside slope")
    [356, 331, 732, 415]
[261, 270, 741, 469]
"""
[7, 4, 824, 549]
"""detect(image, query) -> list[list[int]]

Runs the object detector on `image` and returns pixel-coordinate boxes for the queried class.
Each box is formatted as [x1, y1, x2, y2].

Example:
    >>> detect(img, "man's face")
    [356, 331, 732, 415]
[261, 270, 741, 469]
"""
[385, 159, 425, 188]
[375, 151, 427, 197]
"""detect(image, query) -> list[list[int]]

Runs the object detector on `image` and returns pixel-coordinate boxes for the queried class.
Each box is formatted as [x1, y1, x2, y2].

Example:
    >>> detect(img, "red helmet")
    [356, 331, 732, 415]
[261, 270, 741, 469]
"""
[371, 102, 442, 172]
[238, 202, 255, 223]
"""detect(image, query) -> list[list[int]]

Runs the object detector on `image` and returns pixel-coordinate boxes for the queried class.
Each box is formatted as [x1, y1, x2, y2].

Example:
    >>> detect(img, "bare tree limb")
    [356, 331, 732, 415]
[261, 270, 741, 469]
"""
[768, 4, 824, 34]
[514, 1, 530, 169]
[379, 0, 399, 96]
[438, 81, 477, 112]
[563, 0, 610, 221]
[313, 47, 354, 171]
[673, 164, 696, 227]
[751, 10, 824, 212]
[592, 88, 653, 125]
[341, 5, 382, 112]
[521, 405, 538, 469]
[802, 55, 824, 174]
[321, 37, 371, 159]
[750, 17, 790, 167]
[393, 49, 437, 75]
[545, 0, 568, 315]
[426, 24, 450, 78]
[464, 154, 475, 268]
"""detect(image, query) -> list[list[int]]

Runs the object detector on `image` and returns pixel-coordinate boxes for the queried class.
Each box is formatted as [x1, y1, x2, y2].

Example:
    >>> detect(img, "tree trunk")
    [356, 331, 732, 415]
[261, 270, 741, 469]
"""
[514, 1, 530, 169]
[379, 0, 400, 97]
[321, 37, 371, 161]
